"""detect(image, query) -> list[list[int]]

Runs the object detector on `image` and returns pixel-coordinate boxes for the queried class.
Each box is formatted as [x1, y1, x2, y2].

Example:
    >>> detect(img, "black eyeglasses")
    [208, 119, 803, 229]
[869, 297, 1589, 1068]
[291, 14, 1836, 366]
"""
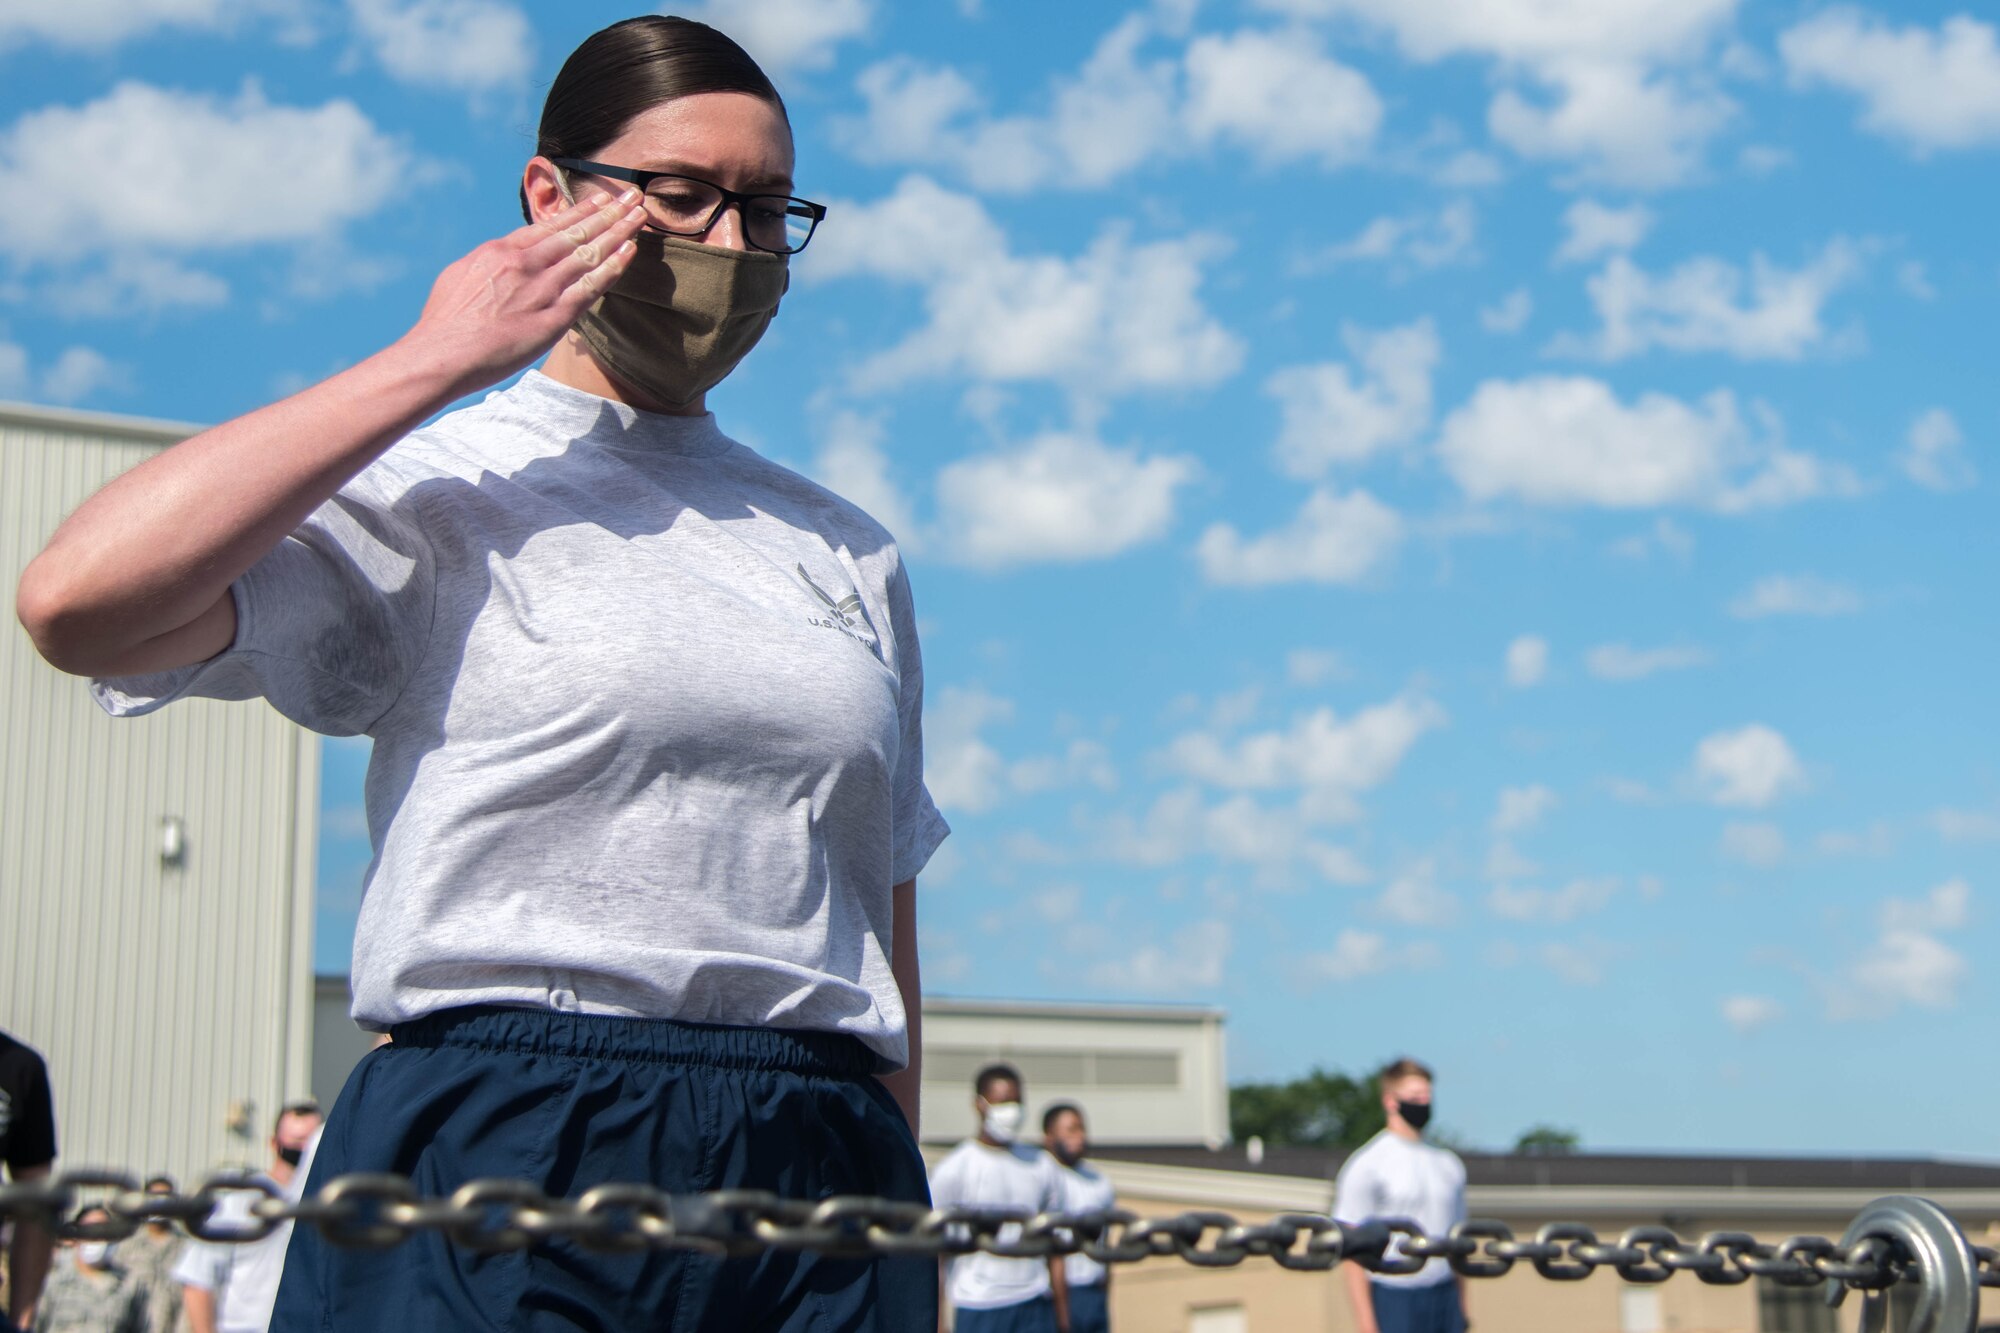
[551, 158, 826, 255]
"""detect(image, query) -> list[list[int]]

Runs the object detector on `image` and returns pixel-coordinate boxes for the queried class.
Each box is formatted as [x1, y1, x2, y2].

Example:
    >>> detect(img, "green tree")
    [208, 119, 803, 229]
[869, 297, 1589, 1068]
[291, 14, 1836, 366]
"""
[1513, 1124, 1580, 1155]
[1229, 1068, 1384, 1149]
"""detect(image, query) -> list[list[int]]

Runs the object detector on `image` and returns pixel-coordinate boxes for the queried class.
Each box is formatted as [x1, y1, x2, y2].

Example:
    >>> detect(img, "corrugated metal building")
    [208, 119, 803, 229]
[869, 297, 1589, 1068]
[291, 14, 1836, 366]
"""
[2, 399, 318, 1186]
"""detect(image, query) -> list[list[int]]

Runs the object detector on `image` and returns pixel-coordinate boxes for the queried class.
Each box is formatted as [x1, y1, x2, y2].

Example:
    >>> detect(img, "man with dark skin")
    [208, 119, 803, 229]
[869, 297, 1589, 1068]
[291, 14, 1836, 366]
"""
[0, 1029, 56, 1333]
[1042, 1103, 1114, 1333]
[928, 1066, 1068, 1333]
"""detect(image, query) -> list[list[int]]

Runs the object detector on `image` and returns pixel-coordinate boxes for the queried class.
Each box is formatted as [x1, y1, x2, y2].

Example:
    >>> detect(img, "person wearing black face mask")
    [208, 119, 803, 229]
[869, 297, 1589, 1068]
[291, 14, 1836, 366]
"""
[174, 1102, 322, 1333]
[1332, 1059, 1470, 1333]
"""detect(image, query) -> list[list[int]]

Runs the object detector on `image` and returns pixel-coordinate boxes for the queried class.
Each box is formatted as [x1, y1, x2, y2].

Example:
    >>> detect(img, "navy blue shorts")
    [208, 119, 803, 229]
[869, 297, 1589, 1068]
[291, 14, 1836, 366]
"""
[271, 1005, 935, 1332]
[1066, 1281, 1109, 1333]
[955, 1295, 1058, 1333]
[1370, 1280, 1466, 1333]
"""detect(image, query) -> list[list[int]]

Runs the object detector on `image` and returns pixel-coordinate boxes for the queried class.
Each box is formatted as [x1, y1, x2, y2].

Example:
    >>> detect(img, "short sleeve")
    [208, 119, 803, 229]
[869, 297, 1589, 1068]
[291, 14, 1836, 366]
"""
[885, 558, 949, 885]
[1331, 1151, 1375, 1225]
[170, 1238, 228, 1292]
[0, 1047, 55, 1172]
[927, 1150, 963, 1209]
[91, 463, 436, 738]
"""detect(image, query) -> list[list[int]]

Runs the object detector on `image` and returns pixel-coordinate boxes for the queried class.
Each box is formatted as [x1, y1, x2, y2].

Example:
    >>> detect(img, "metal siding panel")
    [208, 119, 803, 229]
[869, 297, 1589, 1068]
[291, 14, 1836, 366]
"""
[2, 411, 319, 1186]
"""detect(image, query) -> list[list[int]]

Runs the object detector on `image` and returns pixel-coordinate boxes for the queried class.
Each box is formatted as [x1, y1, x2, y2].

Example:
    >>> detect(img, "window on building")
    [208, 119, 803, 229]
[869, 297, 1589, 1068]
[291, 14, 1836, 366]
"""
[924, 1046, 1183, 1090]
[1187, 1304, 1246, 1333]
[1757, 1278, 1837, 1333]
[1619, 1284, 1663, 1333]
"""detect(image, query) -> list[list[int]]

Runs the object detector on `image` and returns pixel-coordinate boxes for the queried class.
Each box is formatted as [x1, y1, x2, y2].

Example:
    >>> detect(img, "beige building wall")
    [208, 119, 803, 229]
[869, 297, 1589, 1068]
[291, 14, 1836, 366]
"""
[1091, 1160, 2000, 1333]
[1, 399, 319, 1186]
[920, 998, 1229, 1147]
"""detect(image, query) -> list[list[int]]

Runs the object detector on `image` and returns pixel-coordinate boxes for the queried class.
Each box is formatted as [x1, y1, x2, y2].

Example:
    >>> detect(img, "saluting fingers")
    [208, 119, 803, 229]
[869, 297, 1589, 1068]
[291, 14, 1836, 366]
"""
[522, 187, 645, 263]
[567, 238, 639, 304]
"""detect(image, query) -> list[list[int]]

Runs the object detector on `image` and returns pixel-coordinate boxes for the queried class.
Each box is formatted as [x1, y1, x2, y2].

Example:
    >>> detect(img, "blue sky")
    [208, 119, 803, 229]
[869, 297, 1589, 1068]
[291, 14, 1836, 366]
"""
[8, 0, 1996, 1158]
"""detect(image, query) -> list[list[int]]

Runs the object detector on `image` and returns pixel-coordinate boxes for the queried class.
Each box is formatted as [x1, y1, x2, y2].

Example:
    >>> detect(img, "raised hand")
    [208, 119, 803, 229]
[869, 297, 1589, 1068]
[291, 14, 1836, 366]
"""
[401, 188, 648, 399]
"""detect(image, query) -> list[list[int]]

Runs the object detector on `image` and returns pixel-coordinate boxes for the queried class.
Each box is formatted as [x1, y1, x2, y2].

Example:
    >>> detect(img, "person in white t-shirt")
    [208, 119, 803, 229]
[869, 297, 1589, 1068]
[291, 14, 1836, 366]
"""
[1042, 1103, 1114, 1333]
[174, 1103, 321, 1333]
[927, 1065, 1065, 1333]
[1332, 1058, 1469, 1333]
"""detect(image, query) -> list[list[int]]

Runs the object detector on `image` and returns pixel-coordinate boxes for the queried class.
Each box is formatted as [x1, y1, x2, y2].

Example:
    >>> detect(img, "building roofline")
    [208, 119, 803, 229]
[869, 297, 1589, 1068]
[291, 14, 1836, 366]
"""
[0, 398, 202, 443]
[925, 995, 1227, 1022]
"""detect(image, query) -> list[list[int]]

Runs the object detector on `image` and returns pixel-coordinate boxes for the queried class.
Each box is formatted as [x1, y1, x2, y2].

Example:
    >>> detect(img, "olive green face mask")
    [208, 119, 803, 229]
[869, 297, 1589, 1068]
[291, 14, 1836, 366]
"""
[573, 232, 788, 412]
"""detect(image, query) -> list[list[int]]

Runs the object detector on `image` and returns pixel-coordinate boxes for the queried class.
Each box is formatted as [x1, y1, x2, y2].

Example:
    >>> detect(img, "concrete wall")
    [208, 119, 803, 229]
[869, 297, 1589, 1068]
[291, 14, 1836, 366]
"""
[1, 399, 318, 1185]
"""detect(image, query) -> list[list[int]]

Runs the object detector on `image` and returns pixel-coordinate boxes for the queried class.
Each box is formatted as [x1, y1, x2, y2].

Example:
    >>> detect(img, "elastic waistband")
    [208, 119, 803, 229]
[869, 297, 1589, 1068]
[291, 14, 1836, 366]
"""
[387, 1005, 878, 1078]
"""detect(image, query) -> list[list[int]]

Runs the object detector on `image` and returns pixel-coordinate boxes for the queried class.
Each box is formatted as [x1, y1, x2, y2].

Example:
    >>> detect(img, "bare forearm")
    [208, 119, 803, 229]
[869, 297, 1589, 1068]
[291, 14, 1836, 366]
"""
[17, 340, 463, 676]
[182, 1286, 217, 1333]
[878, 879, 922, 1135]
[17, 188, 646, 679]
[5, 1166, 51, 1327]
[1342, 1261, 1379, 1333]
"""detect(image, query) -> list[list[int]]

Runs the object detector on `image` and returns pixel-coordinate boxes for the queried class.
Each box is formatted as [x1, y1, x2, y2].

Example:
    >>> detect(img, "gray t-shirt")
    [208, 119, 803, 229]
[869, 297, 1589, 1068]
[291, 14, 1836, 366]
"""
[95, 371, 949, 1068]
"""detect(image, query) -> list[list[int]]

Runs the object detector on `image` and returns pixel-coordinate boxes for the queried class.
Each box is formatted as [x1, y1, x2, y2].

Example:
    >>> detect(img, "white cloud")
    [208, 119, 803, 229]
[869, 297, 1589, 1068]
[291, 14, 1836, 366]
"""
[1900, 407, 1976, 492]
[1302, 200, 1477, 272]
[1584, 642, 1711, 680]
[925, 686, 1013, 815]
[1721, 994, 1782, 1032]
[1492, 784, 1557, 833]
[1183, 27, 1384, 168]
[1302, 928, 1440, 982]
[1694, 724, 1804, 809]
[1266, 320, 1440, 477]
[1897, 260, 1936, 301]
[0, 81, 412, 264]
[1258, 0, 1742, 186]
[1488, 876, 1617, 923]
[810, 176, 1243, 402]
[1609, 516, 1695, 562]
[1485, 840, 1539, 882]
[1781, 10, 2000, 152]
[1554, 198, 1654, 265]
[0, 339, 124, 404]
[1480, 288, 1534, 334]
[836, 18, 1178, 192]
[1536, 940, 1613, 985]
[1031, 884, 1082, 923]
[935, 428, 1195, 569]
[1930, 805, 2000, 843]
[1505, 634, 1549, 687]
[1548, 241, 1865, 362]
[1489, 60, 1734, 189]
[1372, 861, 1459, 926]
[1845, 930, 1967, 1014]
[680, 0, 872, 76]
[0, 0, 294, 49]
[1720, 821, 1786, 867]
[47, 254, 231, 318]
[1167, 693, 1445, 813]
[1088, 919, 1230, 992]
[1286, 648, 1349, 687]
[839, 18, 1380, 191]
[348, 0, 533, 98]
[1882, 877, 1971, 933]
[809, 410, 921, 546]
[1437, 377, 1857, 512]
[1727, 574, 1862, 619]
[1010, 740, 1118, 796]
[1196, 487, 1403, 588]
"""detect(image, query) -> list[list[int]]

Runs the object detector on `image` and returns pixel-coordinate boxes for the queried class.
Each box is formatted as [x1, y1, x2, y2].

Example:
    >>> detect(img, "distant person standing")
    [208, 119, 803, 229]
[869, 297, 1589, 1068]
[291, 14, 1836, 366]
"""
[28, 1207, 146, 1333]
[117, 1178, 186, 1333]
[174, 1103, 321, 1333]
[0, 1029, 56, 1332]
[1042, 1103, 1114, 1333]
[1332, 1059, 1468, 1333]
[928, 1065, 1065, 1333]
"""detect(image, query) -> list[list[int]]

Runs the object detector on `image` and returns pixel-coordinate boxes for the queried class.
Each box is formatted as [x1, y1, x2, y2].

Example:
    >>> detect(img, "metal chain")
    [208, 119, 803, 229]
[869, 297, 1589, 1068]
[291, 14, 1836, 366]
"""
[4, 1170, 1993, 1295]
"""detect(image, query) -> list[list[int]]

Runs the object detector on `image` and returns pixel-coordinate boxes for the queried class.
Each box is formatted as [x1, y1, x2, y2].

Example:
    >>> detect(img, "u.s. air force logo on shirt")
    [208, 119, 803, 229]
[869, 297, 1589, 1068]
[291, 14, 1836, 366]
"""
[795, 564, 881, 656]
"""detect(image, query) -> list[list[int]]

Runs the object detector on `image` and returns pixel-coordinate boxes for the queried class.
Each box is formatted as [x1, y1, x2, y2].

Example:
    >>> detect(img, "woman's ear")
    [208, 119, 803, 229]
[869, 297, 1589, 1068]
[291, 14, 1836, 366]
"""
[521, 156, 573, 226]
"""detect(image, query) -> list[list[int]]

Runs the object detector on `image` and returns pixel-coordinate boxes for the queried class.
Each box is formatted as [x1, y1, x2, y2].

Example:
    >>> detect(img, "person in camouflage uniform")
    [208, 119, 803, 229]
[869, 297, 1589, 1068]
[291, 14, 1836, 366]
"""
[30, 1208, 146, 1333]
[112, 1182, 184, 1333]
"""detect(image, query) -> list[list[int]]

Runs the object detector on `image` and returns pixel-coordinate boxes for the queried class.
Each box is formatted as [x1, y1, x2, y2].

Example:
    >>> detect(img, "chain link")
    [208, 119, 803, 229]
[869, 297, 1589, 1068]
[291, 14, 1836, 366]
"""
[0, 1169, 1962, 1297]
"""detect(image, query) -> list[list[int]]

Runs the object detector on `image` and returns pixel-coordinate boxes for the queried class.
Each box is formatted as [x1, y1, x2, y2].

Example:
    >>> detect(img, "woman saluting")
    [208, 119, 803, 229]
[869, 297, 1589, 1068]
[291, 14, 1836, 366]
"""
[17, 17, 946, 1331]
